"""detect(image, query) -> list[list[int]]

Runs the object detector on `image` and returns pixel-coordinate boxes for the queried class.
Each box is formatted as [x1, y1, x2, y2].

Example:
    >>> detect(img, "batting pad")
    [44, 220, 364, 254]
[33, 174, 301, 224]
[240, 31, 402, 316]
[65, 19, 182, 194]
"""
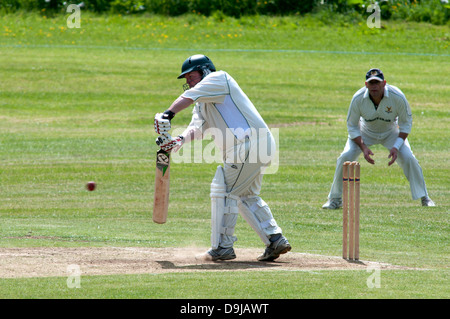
[210, 166, 238, 249]
[239, 196, 281, 246]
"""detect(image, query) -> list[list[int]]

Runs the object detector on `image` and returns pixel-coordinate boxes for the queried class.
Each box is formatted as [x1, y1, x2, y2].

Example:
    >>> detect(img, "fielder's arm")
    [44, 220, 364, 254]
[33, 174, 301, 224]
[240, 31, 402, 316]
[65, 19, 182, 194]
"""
[388, 132, 408, 166]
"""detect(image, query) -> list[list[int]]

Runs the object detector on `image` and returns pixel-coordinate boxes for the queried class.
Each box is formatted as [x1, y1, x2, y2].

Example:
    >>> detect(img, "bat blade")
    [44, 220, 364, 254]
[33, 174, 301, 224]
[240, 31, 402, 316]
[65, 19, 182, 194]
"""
[153, 149, 170, 224]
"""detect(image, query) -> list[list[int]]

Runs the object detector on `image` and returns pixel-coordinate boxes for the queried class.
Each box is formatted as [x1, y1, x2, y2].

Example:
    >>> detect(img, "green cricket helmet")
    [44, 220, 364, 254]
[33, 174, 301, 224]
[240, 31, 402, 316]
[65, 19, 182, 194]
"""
[177, 54, 216, 79]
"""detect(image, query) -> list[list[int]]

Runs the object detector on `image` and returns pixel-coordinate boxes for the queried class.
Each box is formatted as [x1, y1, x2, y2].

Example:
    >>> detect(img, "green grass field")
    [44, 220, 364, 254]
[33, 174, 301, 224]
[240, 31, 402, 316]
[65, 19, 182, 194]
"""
[0, 12, 449, 300]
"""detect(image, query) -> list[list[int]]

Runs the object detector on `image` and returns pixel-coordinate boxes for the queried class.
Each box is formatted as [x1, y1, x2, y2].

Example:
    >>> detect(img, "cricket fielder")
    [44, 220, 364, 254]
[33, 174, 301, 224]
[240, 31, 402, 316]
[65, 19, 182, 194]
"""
[154, 55, 291, 261]
[322, 68, 435, 209]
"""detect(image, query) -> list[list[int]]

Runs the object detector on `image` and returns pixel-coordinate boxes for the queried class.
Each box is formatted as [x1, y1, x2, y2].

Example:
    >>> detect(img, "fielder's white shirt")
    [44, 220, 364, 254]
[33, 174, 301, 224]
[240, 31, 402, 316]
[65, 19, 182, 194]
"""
[181, 71, 271, 151]
[347, 84, 412, 140]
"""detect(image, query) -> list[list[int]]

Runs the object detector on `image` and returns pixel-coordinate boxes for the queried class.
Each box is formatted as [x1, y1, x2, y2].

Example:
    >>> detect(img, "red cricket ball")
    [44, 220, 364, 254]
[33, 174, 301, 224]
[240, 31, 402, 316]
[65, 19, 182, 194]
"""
[86, 181, 96, 191]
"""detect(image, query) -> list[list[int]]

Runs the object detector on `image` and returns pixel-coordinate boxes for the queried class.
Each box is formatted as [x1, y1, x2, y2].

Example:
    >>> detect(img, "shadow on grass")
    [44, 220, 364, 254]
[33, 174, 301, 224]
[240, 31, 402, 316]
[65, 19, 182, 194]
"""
[155, 260, 282, 271]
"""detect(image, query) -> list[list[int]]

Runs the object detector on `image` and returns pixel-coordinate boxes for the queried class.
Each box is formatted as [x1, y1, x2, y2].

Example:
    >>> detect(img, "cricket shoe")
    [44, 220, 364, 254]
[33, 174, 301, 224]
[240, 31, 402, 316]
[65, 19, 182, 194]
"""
[257, 235, 291, 262]
[200, 247, 237, 261]
[322, 198, 342, 209]
[421, 196, 436, 207]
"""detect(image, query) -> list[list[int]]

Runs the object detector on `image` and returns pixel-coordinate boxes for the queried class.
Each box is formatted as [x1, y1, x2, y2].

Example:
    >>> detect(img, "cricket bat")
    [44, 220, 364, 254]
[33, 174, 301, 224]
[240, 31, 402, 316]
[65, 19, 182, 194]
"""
[153, 149, 170, 224]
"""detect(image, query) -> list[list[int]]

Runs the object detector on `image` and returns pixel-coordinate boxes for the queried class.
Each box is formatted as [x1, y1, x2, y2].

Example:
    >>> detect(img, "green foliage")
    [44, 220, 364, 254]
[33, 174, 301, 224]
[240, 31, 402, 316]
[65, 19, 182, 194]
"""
[1, 0, 448, 24]
[317, 0, 449, 25]
[145, 0, 189, 16]
[317, 0, 364, 13]
[188, 0, 256, 17]
[0, 0, 41, 12]
[379, 0, 450, 25]
[110, 0, 146, 14]
[255, 0, 315, 15]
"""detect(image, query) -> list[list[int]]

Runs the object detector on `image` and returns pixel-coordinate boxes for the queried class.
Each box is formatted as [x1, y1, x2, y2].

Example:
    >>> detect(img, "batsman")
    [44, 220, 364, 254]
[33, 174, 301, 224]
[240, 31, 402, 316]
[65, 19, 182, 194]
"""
[153, 55, 291, 261]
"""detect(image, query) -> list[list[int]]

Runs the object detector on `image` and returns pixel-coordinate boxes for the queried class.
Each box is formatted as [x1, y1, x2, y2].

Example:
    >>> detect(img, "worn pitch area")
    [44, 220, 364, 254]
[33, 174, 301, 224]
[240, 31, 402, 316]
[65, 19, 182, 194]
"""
[0, 247, 410, 278]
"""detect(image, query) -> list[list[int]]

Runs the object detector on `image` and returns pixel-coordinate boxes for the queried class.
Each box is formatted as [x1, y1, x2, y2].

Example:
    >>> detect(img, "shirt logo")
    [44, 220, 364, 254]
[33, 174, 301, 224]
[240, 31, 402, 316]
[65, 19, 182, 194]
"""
[364, 117, 391, 123]
[385, 106, 392, 113]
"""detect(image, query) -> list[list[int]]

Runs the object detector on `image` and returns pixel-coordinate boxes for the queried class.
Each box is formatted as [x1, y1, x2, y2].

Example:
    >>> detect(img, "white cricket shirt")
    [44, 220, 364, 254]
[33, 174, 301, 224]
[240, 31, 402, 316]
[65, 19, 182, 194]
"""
[181, 71, 271, 151]
[347, 84, 413, 140]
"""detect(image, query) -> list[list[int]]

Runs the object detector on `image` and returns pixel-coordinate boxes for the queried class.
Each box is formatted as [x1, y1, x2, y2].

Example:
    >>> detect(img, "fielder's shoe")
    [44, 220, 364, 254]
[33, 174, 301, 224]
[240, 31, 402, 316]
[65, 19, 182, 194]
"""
[421, 196, 436, 207]
[322, 198, 343, 209]
[203, 246, 236, 261]
[257, 234, 291, 262]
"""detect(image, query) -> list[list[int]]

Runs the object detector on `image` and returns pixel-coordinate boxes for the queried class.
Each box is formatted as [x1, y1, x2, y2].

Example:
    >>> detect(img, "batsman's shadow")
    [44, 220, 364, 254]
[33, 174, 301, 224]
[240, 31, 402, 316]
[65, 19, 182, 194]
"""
[155, 260, 282, 271]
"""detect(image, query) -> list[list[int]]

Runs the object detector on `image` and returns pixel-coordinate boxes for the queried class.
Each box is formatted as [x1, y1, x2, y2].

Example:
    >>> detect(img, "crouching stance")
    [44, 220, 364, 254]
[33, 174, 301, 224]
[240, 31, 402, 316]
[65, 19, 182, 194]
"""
[154, 55, 291, 261]
[323, 68, 435, 209]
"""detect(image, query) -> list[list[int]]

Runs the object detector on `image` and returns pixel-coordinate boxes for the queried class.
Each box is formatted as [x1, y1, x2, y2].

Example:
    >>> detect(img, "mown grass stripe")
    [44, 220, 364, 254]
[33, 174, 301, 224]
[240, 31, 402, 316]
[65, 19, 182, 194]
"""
[1, 44, 449, 57]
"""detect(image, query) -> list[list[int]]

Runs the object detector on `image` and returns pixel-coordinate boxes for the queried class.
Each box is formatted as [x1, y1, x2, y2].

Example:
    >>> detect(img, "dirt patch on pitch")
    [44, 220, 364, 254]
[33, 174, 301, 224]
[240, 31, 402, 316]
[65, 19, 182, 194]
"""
[0, 247, 410, 278]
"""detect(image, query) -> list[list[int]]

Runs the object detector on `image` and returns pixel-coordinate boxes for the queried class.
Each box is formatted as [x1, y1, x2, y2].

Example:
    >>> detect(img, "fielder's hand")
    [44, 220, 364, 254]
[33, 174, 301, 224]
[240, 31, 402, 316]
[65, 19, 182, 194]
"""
[154, 110, 175, 134]
[362, 146, 375, 165]
[156, 133, 184, 152]
[388, 148, 398, 166]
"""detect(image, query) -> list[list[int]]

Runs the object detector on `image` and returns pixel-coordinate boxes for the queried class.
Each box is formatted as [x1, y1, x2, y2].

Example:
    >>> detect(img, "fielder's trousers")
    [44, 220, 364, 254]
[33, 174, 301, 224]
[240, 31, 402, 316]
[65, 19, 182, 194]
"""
[327, 128, 429, 201]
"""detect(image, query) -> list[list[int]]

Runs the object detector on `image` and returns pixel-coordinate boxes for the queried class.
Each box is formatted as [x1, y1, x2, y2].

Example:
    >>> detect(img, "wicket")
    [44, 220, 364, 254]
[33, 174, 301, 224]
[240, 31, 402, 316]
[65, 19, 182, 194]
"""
[342, 161, 360, 260]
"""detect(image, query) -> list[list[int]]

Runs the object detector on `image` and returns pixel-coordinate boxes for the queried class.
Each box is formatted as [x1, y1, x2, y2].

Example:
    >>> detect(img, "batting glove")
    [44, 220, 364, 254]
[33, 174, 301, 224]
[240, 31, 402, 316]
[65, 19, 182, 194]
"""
[156, 133, 184, 152]
[154, 110, 175, 134]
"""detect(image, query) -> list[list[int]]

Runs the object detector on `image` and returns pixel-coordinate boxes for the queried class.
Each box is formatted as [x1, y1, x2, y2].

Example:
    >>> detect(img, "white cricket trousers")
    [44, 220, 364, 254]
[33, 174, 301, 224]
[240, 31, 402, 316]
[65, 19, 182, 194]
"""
[327, 128, 429, 201]
[217, 134, 282, 248]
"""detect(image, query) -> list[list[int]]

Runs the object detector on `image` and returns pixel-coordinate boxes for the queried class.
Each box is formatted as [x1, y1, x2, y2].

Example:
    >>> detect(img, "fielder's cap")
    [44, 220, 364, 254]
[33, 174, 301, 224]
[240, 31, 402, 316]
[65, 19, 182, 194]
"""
[365, 68, 384, 82]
